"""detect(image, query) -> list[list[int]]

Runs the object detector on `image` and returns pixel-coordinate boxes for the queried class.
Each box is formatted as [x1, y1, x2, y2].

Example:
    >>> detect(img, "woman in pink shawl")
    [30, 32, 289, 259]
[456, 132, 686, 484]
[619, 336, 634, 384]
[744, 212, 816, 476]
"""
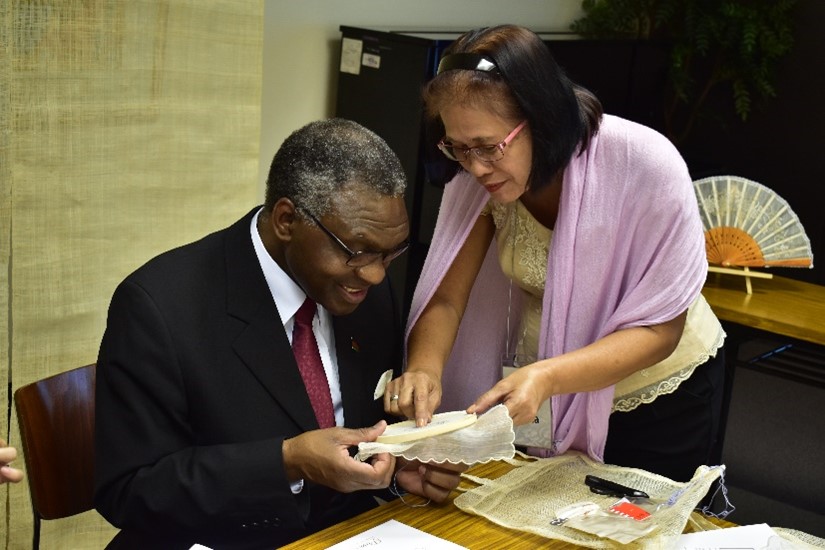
[382, 25, 726, 481]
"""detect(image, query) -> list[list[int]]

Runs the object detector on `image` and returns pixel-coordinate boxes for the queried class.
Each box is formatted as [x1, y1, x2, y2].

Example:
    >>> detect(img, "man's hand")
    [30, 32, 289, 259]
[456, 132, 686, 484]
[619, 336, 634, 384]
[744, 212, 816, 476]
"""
[282, 422, 395, 493]
[383, 370, 442, 427]
[395, 459, 467, 503]
[0, 440, 24, 484]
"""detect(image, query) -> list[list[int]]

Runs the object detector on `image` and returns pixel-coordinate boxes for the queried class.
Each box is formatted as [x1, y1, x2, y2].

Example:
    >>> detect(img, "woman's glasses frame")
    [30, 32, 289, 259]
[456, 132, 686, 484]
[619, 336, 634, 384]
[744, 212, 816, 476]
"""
[438, 120, 527, 164]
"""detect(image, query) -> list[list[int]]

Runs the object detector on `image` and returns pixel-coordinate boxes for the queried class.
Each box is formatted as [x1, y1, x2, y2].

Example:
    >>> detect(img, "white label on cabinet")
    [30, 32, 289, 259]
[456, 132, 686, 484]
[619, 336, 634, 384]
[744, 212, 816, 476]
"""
[340, 37, 362, 75]
[361, 52, 381, 69]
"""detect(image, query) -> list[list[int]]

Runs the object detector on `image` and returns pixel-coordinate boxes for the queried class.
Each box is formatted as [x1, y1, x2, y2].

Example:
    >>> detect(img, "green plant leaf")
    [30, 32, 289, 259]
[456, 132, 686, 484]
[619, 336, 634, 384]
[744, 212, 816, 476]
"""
[570, 0, 799, 142]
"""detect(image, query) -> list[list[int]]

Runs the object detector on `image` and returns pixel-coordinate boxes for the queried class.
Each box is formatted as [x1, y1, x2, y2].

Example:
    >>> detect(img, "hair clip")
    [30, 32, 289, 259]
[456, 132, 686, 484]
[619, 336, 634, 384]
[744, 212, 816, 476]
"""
[437, 53, 499, 75]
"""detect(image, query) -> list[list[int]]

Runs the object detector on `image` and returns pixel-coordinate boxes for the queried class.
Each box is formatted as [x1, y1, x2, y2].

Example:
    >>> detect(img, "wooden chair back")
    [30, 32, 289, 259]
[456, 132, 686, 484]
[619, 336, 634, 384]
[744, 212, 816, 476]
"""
[14, 364, 96, 549]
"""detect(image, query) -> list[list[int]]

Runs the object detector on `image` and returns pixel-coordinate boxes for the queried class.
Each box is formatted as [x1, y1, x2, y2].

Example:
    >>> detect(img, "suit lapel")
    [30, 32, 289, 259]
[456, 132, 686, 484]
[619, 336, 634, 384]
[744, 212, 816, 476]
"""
[224, 208, 318, 433]
[335, 306, 388, 429]
[335, 280, 402, 429]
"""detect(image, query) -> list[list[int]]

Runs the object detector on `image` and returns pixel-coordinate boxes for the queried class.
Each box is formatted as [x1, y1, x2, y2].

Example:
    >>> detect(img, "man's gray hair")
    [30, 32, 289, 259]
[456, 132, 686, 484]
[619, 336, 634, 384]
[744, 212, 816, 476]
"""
[264, 118, 407, 217]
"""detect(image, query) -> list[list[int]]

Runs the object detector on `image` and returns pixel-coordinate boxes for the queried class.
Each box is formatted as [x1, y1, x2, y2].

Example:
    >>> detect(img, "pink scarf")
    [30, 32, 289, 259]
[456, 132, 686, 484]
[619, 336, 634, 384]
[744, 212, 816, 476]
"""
[406, 116, 707, 461]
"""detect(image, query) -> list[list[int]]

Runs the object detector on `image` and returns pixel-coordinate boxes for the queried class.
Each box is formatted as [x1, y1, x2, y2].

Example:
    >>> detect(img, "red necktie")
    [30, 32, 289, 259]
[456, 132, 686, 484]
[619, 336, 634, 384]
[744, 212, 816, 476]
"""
[292, 299, 335, 428]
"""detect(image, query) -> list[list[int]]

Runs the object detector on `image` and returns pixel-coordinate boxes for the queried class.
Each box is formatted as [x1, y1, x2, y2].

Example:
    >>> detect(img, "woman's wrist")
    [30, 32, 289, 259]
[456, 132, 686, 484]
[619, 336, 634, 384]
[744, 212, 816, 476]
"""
[531, 357, 560, 400]
[405, 362, 443, 379]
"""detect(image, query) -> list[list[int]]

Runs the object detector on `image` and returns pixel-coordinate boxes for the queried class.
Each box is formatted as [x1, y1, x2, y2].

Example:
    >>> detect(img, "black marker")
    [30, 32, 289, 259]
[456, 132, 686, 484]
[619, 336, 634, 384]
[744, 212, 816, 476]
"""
[584, 474, 650, 499]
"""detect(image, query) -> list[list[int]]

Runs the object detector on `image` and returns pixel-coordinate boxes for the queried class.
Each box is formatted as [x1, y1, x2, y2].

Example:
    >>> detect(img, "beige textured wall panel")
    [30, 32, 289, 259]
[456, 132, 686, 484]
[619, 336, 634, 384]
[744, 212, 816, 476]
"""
[3, 1, 263, 548]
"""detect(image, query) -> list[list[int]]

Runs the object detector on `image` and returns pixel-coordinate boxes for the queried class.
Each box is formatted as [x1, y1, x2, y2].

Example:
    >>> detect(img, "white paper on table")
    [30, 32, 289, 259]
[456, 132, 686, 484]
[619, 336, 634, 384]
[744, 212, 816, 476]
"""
[326, 519, 468, 550]
[676, 523, 793, 549]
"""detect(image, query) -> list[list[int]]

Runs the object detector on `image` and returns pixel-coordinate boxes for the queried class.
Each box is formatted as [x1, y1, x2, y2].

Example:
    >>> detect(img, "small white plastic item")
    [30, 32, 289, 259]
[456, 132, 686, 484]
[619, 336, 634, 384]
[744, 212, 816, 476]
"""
[373, 369, 394, 400]
[550, 501, 601, 525]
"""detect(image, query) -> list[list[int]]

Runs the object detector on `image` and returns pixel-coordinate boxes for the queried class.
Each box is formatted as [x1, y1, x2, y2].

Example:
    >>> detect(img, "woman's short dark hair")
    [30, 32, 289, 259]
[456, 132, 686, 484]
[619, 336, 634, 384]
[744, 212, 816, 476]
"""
[422, 25, 603, 191]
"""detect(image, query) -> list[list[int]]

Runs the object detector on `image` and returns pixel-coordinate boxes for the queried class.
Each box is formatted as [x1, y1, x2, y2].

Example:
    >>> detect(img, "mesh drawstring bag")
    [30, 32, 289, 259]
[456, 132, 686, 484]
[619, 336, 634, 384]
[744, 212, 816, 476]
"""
[454, 452, 724, 549]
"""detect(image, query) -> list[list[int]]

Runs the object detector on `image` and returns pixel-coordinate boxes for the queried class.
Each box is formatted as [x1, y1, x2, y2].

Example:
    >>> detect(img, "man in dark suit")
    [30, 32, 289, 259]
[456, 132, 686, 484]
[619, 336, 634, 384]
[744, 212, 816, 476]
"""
[95, 119, 464, 549]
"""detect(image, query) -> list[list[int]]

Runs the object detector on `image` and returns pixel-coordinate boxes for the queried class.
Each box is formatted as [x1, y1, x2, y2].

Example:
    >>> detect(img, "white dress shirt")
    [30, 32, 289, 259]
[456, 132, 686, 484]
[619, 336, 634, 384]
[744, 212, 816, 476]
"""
[250, 209, 345, 426]
[250, 209, 345, 494]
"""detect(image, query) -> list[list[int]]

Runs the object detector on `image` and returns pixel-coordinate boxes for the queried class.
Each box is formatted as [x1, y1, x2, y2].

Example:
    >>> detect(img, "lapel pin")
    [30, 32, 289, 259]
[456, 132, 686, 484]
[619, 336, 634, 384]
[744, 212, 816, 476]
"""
[350, 338, 360, 352]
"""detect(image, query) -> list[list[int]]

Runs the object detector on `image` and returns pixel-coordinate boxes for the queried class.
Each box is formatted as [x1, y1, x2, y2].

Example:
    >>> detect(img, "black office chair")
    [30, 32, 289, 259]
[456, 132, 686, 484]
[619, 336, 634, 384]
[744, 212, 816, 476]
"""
[14, 364, 96, 550]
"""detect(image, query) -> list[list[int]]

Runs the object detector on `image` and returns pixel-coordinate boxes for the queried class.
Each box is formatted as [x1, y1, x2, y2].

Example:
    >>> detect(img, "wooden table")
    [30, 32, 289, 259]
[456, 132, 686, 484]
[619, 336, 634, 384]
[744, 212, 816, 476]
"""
[702, 272, 825, 346]
[280, 460, 734, 549]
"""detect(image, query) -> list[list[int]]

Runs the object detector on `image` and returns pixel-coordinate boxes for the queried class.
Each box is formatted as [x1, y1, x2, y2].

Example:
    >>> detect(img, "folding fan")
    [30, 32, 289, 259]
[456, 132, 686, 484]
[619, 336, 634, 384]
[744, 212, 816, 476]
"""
[693, 175, 814, 269]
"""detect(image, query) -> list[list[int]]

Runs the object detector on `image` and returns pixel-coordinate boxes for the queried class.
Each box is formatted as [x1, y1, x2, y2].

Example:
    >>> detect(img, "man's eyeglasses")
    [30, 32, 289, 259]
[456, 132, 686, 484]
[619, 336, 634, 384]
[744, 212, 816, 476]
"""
[438, 120, 527, 164]
[298, 207, 409, 268]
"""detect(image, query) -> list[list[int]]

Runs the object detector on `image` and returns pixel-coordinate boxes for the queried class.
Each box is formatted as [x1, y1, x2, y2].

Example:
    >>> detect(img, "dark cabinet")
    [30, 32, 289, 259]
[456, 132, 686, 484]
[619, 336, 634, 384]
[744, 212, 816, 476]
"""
[335, 26, 451, 318]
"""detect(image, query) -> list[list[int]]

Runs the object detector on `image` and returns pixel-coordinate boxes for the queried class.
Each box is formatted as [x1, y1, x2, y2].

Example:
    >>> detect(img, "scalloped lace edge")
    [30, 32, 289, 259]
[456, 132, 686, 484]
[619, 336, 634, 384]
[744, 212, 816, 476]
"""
[612, 330, 726, 413]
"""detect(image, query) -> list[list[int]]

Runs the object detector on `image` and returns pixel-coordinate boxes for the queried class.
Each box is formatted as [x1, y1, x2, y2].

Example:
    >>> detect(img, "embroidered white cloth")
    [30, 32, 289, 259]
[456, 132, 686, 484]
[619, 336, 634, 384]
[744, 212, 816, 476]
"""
[356, 404, 515, 464]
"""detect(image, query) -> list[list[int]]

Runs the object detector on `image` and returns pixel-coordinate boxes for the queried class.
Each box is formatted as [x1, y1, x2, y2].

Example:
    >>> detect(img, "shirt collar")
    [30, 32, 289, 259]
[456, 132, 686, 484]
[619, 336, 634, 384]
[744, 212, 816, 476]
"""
[250, 208, 306, 327]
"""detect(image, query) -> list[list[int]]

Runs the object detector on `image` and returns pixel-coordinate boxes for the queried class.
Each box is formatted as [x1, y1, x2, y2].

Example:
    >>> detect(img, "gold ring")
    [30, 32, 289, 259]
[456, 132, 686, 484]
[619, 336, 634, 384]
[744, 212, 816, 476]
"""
[390, 394, 399, 401]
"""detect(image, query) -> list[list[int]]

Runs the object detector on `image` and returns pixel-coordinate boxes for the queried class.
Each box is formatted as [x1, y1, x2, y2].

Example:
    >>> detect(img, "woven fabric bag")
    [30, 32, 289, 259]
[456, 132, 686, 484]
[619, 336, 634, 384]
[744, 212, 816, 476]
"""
[455, 452, 723, 549]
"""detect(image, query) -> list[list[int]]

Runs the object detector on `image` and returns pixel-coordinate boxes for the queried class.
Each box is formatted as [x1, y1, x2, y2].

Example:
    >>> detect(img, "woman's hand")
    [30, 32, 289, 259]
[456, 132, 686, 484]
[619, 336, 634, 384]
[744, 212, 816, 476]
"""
[467, 362, 549, 425]
[400, 215, 495, 427]
[467, 313, 689, 424]
[383, 370, 442, 427]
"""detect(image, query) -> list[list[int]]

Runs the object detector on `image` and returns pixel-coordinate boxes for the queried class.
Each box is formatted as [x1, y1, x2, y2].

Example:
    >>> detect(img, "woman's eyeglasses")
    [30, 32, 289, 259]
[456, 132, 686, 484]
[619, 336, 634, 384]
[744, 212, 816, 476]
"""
[298, 207, 409, 268]
[438, 120, 527, 164]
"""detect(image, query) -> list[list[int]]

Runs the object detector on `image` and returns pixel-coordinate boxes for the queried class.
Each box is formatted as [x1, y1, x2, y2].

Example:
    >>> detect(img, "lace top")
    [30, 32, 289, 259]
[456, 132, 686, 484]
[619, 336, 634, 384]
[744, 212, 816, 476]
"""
[484, 199, 725, 412]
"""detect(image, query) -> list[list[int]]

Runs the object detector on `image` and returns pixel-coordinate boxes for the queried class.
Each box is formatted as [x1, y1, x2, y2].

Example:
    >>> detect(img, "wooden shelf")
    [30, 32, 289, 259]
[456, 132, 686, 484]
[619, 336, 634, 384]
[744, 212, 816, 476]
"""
[702, 272, 825, 346]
